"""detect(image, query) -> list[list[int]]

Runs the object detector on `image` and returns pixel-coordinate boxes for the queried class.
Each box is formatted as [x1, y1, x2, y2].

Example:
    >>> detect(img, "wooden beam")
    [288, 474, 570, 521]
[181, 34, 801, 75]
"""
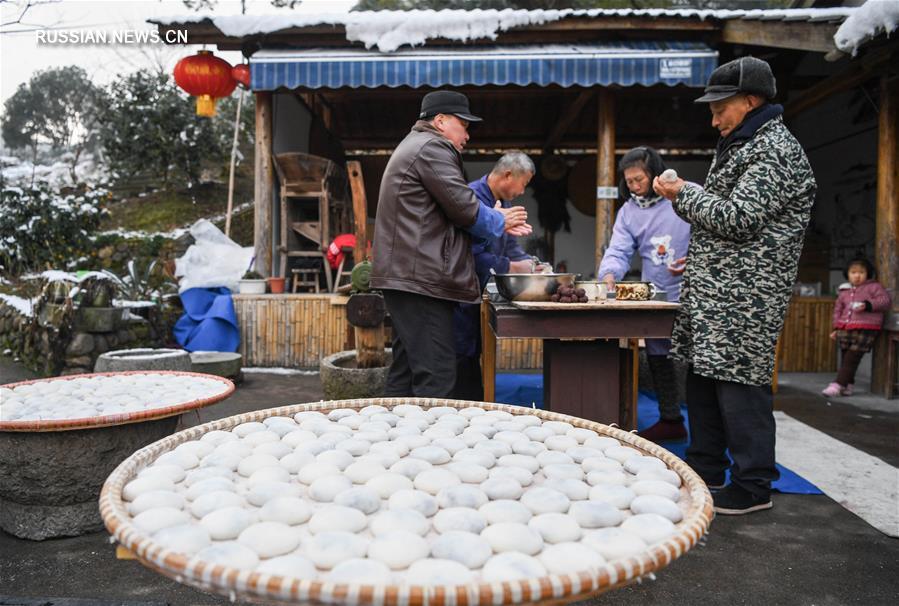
[347, 161, 369, 264]
[595, 90, 616, 273]
[871, 75, 899, 396]
[785, 45, 896, 119]
[722, 19, 840, 53]
[254, 91, 274, 277]
[544, 90, 594, 152]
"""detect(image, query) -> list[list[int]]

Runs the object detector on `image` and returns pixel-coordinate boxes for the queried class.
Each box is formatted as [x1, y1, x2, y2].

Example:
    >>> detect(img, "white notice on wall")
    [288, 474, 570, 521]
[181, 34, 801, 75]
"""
[596, 186, 618, 200]
[659, 58, 692, 79]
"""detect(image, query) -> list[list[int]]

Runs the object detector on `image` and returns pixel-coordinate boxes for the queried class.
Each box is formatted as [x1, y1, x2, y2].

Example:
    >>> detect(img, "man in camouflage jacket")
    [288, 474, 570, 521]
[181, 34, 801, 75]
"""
[654, 57, 816, 515]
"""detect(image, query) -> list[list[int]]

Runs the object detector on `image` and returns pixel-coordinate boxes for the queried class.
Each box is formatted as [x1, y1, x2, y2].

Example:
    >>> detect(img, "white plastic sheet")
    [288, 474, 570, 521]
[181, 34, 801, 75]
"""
[174, 219, 254, 294]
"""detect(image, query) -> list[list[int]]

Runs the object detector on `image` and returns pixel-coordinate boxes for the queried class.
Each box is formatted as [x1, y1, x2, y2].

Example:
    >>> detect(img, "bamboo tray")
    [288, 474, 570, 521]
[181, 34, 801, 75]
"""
[100, 397, 713, 606]
[0, 371, 235, 432]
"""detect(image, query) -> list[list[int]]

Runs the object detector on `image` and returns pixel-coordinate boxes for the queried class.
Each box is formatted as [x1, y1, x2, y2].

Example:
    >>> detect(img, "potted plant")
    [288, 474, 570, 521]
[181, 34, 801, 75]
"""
[266, 276, 286, 294]
[238, 270, 266, 294]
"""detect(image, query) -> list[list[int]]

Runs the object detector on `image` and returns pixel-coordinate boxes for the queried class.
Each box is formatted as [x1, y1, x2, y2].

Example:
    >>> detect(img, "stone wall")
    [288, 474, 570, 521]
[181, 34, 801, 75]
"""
[0, 302, 167, 377]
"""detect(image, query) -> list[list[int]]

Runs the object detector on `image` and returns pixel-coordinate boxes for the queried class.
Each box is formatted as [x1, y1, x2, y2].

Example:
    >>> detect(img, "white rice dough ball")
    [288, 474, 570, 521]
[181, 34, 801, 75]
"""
[279, 452, 315, 474]
[254, 441, 293, 460]
[390, 458, 432, 480]
[294, 439, 335, 457]
[543, 464, 585, 481]
[370, 508, 430, 536]
[582, 527, 647, 561]
[360, 404, 389, 416]
[248, 466, 291, 487]
[463, 426, 496, 441]
[630, 480, 681, 502]
[458, 406, 486, 418]
[430, 530, 493, 569]
[309, 475, 354, 502]
[481, 522, 543, 554]
[453, 448, 496, 469]
[304, 531, 369, 569]
[538, 542, 605, 575]
[388, 489, 438, 517]
[479, 499, 533, 524]
[200, 507, 257, 540]
[371, 440, 409, 458]
[184, 465, 232, 486]
[481, 552, 547, 582]
[636, 468, 682, 488]
[480, 477, 524, 500]
[237, 454, 281, 478]
[174, 440, 214, 460]
[446, 462, 489, 483]
[542, 420, 573, 435]
[409, 445, 451, 465]
[195, 541, 260, 570]
[414, 469, 461, 495]
[200, 451, 242, 472]
[423, 426, 458, 440]
[246, 481, 302, 507]
[405, 559, 474, 585]
[488, 465, 534, 487]
[528, 513, 582, 543]
[280, 429, 317, 448]
[521, 487, 570, 514]
[567, 427, 598, 444]
[308, 505, 368, 534]
[436, 485, 488, 509]
[255, 554, 317, 578]
[621, 513, 676, 545]
[368, 531, 430, 569]
[337, 415, 366, 430]
[233, 421, 267, 437]
[123, 476, 176, 501]
[493, 430, 529, 446]
[213, 440, 252, 459]
[200, 430, 238, 446]
[541, 478, 590, 501]
[623, 455, 667, 475]
[582, 457, 623, 474]
[190, 490, 246, 518]
[545, 435, 579, 452]
[336, 438, 371, 456]
[392, 403, 426, 417]
[566, 447, 604, 464]
[524, 426, 555, 442]
[589, 484, 636, 509]
[328, 558, 392, 584]
[366, 473, 414, 498]
[497, 454, 540, 474]
[259, 497, 312, 525]
[328, 408, 357, 422]
[297, 462, 342, 485]
[604, 445, 642, 463]
[586, 470, 630, 486]
[584, 436, 620, 451]
[569, 501, 624, 528]
[242, 430, 280, 447]
[370, 412, 400, 426]
[334, 486, 382, 515]
[133, 507, 191, 534]
[431, 437, 467, 455]
[138, 464, 186, 484]
[344, 460, 388, 484]
[474, 440, 512, 458]
[537, 450, 575, 467]
[511, 440, 546, 457]
[434, 507, 487, 534]
[630, 495, 683, 523]
[153, 523, 211, 556]
[129, 490, 184, 515]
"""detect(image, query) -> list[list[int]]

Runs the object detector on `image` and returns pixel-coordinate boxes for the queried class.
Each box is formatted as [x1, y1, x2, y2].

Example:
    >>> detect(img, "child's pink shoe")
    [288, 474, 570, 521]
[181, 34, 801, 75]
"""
[821, 382, 843, 397]
[842, 384, 854, 396]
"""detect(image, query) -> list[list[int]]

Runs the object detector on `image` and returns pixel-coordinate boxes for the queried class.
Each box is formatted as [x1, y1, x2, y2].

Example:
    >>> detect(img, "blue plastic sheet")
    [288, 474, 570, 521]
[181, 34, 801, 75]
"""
[173, 287, 240, 353]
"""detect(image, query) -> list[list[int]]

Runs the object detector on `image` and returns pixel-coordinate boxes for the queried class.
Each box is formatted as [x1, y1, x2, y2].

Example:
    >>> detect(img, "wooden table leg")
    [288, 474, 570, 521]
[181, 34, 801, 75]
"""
[543, 338, 620, 424]
[481, 295, 497, 402]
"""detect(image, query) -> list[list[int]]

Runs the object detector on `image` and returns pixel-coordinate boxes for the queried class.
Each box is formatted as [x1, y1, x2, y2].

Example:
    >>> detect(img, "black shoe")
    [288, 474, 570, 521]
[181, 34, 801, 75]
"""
[713, 484, 772, 515]
[701, 474, 726, 491]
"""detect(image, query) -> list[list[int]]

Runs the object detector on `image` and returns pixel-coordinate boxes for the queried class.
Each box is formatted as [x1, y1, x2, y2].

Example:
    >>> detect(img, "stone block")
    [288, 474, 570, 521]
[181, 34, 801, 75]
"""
[65, 333, 94, 357]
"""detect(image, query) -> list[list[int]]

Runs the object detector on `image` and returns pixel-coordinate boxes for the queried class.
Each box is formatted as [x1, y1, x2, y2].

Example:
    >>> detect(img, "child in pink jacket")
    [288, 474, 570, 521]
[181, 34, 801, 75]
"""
[822, 257, 892, 397]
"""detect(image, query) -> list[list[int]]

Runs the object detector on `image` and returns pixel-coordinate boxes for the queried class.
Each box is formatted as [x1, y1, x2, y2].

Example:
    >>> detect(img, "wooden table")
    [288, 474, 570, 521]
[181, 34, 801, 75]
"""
[482, 297, 678, 428]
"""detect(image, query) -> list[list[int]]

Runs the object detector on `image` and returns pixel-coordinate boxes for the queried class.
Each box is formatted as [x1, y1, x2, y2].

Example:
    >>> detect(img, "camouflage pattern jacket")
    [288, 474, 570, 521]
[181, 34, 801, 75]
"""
[671, 114, 816, 386]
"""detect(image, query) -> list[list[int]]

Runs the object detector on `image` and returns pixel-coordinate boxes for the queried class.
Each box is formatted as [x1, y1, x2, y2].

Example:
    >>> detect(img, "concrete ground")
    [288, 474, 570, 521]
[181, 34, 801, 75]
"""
[2, 356, 897, 606]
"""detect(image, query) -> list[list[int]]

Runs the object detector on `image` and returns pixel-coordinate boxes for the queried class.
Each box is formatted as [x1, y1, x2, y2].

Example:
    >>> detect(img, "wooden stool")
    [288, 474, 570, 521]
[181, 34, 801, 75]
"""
[332, 246, 355, 292]
[291, 268, 320, 293]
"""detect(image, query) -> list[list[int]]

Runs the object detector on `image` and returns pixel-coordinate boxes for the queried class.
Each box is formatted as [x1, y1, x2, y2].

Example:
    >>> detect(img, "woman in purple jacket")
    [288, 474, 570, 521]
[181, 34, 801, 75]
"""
[822, 257, 892, 397]
[598, 147, 692, 442]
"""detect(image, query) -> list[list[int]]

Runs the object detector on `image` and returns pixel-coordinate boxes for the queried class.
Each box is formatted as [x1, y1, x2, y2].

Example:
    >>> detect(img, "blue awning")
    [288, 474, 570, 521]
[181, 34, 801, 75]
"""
[249, 42, 718, 91]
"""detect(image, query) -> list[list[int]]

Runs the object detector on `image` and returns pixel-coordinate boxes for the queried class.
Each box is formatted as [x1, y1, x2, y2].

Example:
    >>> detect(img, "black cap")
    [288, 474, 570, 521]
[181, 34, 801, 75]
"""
[419, 90, 482, 122]
[694, 56, 777, 103]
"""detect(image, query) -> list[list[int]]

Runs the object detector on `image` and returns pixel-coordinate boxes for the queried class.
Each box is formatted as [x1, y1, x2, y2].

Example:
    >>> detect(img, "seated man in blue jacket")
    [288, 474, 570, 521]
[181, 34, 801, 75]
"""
[453, 151, 537, 400]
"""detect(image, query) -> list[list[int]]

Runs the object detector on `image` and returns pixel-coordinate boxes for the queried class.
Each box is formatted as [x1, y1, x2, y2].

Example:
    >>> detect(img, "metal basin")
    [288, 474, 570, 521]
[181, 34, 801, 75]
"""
[494, 273, 576, 302]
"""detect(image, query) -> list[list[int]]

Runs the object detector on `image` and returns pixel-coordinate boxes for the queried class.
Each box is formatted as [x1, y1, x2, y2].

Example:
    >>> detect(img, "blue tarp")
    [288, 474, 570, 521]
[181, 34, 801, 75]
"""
[173, 287, 240, 353]
[250, 42, 718, 90]
[494, 373, 822, 495]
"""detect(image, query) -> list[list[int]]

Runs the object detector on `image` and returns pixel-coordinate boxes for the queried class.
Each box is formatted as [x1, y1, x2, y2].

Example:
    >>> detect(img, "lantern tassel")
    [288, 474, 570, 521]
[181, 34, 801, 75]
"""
[196, 95, 216, 117]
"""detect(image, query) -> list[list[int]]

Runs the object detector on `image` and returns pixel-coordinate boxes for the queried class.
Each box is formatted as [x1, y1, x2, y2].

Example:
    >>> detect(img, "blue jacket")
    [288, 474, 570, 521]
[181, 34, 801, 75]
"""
[454, 175, 531, 357]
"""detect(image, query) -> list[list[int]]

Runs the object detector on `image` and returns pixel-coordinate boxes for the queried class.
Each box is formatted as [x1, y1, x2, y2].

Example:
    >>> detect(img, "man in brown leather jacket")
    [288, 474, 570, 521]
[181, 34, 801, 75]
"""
[371, 91, 530, 398]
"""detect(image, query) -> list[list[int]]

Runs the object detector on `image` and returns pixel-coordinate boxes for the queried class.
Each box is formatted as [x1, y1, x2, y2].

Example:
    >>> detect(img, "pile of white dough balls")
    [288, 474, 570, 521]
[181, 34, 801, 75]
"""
[122, 404, 687, 585]
[1, 373, 230, 422]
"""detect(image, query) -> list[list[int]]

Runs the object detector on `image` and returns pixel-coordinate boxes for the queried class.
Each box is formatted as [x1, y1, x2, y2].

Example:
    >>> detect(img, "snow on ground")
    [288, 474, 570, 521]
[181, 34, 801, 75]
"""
[242, 367, 319, 376]
[98, 199, 254, 242]
[834, 0, 899, 55]
[0, 153, 107, 189]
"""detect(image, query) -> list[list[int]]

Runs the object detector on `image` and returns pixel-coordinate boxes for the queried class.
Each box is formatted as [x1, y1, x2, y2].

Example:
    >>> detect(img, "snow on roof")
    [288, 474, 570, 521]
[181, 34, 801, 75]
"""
[834, 0, 899, 55]
[0, 294, 36, 317]
[152, 7, 856, 53]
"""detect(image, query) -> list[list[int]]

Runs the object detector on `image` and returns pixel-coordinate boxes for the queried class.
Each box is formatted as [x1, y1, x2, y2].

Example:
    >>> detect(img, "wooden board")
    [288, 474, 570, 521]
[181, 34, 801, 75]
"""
[511, 300, 679, 311]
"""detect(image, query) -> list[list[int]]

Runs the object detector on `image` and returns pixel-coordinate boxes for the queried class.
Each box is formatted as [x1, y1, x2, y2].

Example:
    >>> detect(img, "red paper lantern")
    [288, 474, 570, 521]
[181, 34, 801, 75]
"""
[232, 64, 250, 89]
[173, 50, 237, 117]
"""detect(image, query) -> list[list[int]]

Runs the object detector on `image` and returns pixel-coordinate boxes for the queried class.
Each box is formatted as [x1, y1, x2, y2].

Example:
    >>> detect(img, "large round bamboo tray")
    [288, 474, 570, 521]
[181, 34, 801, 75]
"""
[1, 371, 235, 540]
[100, 398, 713, 605]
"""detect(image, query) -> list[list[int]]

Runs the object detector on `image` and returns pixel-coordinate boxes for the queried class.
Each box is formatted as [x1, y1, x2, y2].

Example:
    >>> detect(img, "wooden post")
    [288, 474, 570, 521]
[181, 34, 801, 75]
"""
[354, 325, 386, 368]
[872, 75, 899, 396]
[595, 89, 616, 272]
[347, 160, 368, 263]
[481, 294, 497, 402]
[254, 91, 274, 277]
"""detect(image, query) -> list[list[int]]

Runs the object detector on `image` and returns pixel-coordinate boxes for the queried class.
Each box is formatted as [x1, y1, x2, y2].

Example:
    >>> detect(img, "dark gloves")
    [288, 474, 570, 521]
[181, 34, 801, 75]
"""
[864, 300, 873, 312]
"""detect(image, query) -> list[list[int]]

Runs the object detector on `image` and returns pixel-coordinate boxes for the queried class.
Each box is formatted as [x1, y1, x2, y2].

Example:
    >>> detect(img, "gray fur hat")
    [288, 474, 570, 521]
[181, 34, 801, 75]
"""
[694, 56, 777, 103]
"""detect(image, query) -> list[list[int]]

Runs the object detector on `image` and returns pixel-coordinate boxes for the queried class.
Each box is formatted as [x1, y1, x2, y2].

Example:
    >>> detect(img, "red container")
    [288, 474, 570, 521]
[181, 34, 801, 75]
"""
[267, 277, 286, 294]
